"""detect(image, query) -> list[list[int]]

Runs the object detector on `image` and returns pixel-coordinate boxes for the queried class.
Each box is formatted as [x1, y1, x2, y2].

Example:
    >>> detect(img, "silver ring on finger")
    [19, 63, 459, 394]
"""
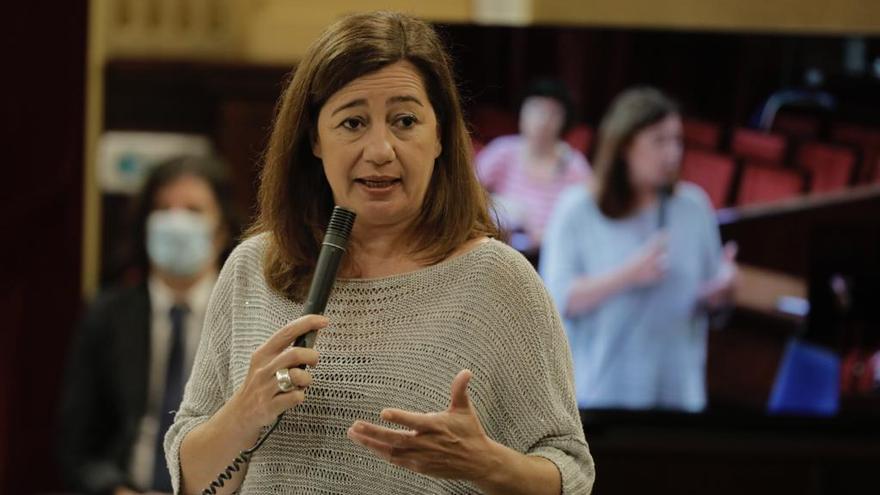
[275, 368, 295, 393]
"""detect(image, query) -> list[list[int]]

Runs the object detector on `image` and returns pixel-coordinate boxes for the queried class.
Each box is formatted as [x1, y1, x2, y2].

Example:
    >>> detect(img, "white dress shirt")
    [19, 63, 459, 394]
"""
[128, 271, 217, 490]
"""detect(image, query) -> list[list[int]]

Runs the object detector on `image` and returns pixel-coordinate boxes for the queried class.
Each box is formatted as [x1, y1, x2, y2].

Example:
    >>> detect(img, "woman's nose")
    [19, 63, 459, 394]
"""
[363, 126, 395, 166]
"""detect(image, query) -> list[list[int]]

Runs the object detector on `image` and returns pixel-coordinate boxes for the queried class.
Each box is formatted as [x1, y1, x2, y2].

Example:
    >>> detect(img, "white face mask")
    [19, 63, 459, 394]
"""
[146, 209, 215, 277]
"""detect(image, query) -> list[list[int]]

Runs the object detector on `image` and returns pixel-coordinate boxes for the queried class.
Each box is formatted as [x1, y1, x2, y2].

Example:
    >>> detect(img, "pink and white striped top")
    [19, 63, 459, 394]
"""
[476, 135, 592, 241]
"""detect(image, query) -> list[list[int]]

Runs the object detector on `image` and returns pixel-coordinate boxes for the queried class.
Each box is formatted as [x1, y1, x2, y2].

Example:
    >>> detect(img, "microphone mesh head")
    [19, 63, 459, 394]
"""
[327, 206, 356, 241]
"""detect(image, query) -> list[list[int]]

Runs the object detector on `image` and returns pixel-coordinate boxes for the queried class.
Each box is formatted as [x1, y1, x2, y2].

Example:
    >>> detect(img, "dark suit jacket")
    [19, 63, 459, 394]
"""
[58, 284, 151, 495]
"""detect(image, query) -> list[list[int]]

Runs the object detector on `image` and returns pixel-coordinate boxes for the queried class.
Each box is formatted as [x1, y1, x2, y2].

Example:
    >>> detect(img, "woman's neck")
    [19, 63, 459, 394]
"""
[343, 222, 423, 279]
[524, 138, 558, 159]
[634, 187, 659, 211]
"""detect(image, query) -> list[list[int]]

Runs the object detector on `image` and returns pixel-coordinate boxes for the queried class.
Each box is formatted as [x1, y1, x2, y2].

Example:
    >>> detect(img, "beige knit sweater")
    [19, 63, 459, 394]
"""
[165, 234, 594, 494]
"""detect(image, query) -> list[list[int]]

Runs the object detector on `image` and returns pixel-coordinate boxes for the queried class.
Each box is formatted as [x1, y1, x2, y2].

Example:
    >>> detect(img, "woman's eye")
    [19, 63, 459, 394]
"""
[341, 118, 364, 130]
[396, 115, 417, 129]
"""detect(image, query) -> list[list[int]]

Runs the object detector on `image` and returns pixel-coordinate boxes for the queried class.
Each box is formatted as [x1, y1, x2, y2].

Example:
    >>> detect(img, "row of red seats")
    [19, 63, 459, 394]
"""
[679, 150, 803, 209]
[682, 149, 880, 209]
[471, 106, 880, 175]
[469, 105, 880, 209]
[684, 117, 880, 178]
[682, 118, 880, 208]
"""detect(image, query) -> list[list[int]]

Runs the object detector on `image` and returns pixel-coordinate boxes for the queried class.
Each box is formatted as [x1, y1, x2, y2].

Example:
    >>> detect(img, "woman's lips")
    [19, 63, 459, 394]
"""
[355, 178, 401, 192]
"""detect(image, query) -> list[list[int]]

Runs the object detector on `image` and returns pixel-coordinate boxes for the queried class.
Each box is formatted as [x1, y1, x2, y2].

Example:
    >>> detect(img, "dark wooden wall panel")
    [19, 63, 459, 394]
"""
[1, 1, 88, 493]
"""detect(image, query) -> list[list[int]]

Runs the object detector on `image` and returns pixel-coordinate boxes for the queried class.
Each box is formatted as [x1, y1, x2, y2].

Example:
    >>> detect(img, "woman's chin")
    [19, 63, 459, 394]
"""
[353, 203, 415, 228]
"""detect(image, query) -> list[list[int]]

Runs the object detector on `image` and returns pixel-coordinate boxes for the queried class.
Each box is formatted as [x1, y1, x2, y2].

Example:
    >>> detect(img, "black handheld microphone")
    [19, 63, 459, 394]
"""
[657, 184, 673, 230]
[201, 205, 355, 495]
[293, 206, 357, 350]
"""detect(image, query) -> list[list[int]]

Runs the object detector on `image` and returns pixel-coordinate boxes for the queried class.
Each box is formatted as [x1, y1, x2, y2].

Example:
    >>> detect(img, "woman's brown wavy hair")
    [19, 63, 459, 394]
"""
[248, 11, 499, 301]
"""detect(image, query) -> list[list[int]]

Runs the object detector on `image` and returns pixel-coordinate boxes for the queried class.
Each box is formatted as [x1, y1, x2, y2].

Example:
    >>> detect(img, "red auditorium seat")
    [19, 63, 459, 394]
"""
[831, 123, 880, 183]
[736, 162, 805, 206]
[564, 124, 594, 156]
[731, 128, 788, 165]
[795, 142, 856, 193]
[771, 112, 821, 139]
[471, 106, 519, 143]
[679, 149, 736, 209]
[683, 118, 722, 150]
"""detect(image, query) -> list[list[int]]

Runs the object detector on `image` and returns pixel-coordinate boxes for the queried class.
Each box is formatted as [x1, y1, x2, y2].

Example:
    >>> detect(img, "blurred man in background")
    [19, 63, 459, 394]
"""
[58, 156, 239, 495]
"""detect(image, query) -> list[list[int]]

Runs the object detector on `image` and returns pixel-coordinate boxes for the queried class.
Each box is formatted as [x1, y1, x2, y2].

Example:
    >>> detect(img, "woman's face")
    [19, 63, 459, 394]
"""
[313, 60, 442, 230]
[625, 114, 684, 192]
[519, 96, 565, 145]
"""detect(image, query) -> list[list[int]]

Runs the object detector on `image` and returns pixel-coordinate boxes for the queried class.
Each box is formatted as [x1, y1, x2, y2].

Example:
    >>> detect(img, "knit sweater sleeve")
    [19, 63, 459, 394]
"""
[483, 246, 595, 494]
[164, 240, 241, 494]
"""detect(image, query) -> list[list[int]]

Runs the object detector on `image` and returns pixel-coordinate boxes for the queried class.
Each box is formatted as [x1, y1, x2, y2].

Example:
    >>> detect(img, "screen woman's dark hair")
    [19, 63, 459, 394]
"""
[127, 155, 240, 283]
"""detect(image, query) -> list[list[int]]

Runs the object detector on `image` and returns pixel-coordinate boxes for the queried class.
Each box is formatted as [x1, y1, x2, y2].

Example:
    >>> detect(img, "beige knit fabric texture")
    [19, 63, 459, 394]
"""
[165, 234, 595, 494]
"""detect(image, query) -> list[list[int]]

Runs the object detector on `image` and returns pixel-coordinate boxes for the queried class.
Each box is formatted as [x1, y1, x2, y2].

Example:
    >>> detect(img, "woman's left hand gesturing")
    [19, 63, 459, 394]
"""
[347, 369, 499, 482]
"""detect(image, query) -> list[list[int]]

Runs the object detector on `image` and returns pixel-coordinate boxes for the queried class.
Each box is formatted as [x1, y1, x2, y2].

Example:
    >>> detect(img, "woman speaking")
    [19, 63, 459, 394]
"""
[540, 87, 736, 412]
[165, 11, 593, 495]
